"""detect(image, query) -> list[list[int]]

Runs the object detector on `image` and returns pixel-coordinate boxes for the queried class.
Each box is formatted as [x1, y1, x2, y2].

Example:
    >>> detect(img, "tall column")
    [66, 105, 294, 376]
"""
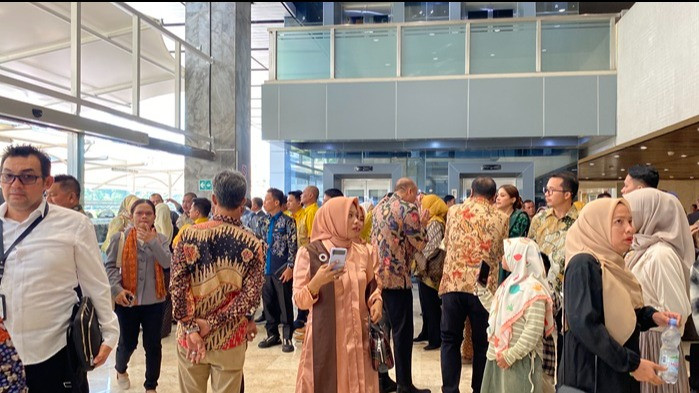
[184, 2, 251, 197]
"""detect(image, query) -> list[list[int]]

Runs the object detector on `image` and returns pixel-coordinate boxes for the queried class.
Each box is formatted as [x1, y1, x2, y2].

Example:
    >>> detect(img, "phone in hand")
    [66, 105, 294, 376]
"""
[328, 247, 348, 271]
[477, 260, 491, 287]
[125, 293, 135, 306]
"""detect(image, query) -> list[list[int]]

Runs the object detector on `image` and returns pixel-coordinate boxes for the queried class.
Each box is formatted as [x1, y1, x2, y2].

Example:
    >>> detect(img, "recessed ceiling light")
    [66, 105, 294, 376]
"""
[589, 162, 595, 166]
[647, 163, 652, 165]
[668, 151, 675, 156]
[682, 154, 688, 158]
[621, 168, 626, 172]
[692, 176, 695, 179]
[585, 177, 589, 180]
[670, 175, 674, 179]
[602, 173, 606, 176]
[618, 177, 622, 180]
[613, 154, 620, 158]
[664, 168, 669, 171]
[640, 146, 647, 150]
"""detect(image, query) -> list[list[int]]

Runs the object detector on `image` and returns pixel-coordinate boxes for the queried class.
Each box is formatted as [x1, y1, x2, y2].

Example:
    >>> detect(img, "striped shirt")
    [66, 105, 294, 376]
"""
[479, 290, 546, 366]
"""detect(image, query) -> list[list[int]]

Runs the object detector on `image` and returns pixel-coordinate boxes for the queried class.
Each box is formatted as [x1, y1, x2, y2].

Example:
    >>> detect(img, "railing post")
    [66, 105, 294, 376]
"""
[270, 30, 277, 80]
[465, 22, 470, 75]
[175, 41, 181, 129]
[330, 28, 335, 79]
[536, 19, 542, 72]
[70, 2, 81, 115]
[609, 17, 616, 70]
[132, 14, 141, 117]
[396, 25, 401, 77]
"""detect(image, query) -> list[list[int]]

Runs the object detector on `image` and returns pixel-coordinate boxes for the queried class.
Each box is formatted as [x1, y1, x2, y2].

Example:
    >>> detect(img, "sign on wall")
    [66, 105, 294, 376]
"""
[198, 179, 213, 192]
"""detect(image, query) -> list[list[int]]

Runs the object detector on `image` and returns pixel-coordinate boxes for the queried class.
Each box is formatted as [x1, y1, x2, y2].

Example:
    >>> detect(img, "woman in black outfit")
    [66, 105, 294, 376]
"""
[560, 198, 681, 393]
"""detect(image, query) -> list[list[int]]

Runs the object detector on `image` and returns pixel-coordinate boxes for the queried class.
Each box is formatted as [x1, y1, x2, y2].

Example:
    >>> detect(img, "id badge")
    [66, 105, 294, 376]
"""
[0, 294, 6, 320]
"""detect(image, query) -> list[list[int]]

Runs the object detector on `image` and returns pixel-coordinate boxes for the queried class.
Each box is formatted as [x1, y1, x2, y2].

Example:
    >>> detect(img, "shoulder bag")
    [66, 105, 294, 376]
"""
[369, 322, 394, 373]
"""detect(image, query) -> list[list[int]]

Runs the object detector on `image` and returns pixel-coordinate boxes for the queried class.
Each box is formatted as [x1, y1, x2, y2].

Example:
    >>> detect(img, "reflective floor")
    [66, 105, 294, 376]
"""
[87, 287, 474, 392]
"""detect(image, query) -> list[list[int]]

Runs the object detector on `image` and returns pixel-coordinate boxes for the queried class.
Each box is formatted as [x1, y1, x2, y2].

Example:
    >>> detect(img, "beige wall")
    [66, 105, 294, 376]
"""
[616, 3, 699, 146]
[580, 180, 699, 213]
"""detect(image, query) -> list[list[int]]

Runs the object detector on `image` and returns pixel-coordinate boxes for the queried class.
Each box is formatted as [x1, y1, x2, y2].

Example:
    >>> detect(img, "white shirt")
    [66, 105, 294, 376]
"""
[0, 199, 119, 364]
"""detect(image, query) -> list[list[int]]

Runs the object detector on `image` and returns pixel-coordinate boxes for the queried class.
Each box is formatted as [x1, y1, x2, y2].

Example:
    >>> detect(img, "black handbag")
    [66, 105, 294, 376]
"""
[67, 290, 103, 372]
[369, 322, 394, 373]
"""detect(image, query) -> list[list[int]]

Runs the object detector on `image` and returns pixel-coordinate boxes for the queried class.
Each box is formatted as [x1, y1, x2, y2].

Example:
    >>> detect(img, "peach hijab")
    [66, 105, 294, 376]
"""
[565, 198, 644, 345]
[311, 197, 360, 248]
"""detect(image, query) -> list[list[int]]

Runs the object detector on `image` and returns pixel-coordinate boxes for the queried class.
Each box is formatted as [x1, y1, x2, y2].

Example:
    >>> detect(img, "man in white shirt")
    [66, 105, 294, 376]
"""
[0, 145, 119, 392]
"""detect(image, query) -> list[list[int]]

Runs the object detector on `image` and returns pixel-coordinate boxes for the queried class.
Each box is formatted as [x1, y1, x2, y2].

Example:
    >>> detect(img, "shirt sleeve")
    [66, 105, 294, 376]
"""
[205, 240, 266, 331]
[404, 204, 427, 252]
[74, 218, 120, 350]
[641, 249, 691, 331]
[170, 240, 197, 332]
[104, 231, 124, 298]
[147, 234, 172, 269]
[527, 213, 541, 240]
[565, 255, 641, 373]
[293, 247, 318, 310]
[503, 299, 546, 365]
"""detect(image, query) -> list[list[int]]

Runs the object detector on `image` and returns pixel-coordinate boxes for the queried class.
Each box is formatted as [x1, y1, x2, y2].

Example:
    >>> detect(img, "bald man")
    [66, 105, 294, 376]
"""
[372, 178, 430, 393]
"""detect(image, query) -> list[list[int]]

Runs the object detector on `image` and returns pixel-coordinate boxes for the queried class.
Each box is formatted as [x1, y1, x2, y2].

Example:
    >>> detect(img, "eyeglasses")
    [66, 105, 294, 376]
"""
[1, 173, 42, 185]
[543, 187, 568, 195]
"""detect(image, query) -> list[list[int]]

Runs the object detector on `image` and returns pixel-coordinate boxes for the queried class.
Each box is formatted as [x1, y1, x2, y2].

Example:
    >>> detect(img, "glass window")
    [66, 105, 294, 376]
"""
[402, 25, 466, 76]
[340, 2, 392, 24]
[405, 2, 450, 22]
[470, 22, 536, 74]
[541, 20, 611, 72]
[276, 30, 331, 80]
[335, 28, 397, 78]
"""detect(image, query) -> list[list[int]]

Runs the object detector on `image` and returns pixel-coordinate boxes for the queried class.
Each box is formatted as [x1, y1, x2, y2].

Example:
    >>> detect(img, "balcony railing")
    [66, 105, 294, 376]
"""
[268, 14, 616, 81]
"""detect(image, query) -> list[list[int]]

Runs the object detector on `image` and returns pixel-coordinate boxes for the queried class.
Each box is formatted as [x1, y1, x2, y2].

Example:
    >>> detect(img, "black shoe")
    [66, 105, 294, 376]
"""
[293, 319, 305, 330]
[282, 338, 294, 353]
[412, 333, 427, 342]
[396, 385, 430, 393]
[423, 343, 440, 351]
[379, 373, 397, 393]
[257, 336, 281, 348]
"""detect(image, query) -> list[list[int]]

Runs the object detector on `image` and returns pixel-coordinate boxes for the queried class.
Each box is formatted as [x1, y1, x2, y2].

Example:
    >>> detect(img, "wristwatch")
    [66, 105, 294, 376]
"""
[185, 323, 200, 335]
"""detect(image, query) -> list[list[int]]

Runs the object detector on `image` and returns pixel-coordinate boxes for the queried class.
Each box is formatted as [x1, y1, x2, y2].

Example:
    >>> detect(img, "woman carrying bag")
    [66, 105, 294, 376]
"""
[293, 197, 383, 393]
[560, 198, 681, 393]
[105, 199, 171, 393]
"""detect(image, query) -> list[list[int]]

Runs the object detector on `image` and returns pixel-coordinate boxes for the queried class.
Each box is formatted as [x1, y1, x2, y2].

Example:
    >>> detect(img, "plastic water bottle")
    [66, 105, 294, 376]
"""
[659, 318, 681, 384]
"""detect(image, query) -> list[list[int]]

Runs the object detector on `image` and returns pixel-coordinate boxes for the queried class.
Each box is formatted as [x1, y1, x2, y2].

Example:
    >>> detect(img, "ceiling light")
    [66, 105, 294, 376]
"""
[602, 172, 606, 176]
[668, 151, 675, 156]
[494, 29, 500, 32]
[640, 146, 647, 150]
[559, 8, 566, 12]
[670, 176, 674, 179]
[373, 38, 380, 42]
[541, 49, 547, 52]
[589, 162, 595, 166]
[490, 53, 495, 57]
[621, 168, 626, 172]
[646, 162, 652, 165]
[664, 168, 669, 171]
[585, 177, 589, 180]
[429, 33, 435, 37]
[692, 176, 695, 179]
[618, 177, 622, 180]
[682, 154, 688, 158]
[613, 154, 620, 158]
[433, 57, 439, 61]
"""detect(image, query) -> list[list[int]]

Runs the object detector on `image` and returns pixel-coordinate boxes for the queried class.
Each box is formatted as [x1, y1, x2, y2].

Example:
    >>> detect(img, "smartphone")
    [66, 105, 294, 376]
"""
[125, 293, 135, 306]
[477, 260, 491, 287]
[328, 248, 348, 271]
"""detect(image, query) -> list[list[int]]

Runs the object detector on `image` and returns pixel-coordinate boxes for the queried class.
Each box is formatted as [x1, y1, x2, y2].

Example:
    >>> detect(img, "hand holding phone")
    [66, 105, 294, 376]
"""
[125, 293, 135, 306]
[477, 260, 491, 287]
[329, 247, 348, 272]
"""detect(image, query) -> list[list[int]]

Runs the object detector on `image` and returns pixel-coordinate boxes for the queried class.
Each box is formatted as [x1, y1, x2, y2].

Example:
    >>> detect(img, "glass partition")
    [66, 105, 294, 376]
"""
[276, 30, 331, 80]
[335, 28, 397, 78]
[541, 20, 610, 71]
[402, 25, 466, 76]
[470, 22, 536, 74]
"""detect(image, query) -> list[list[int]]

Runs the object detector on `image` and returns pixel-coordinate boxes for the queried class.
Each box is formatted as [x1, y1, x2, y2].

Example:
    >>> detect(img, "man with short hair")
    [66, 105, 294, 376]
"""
[443, 194, 456, 208]
[241, 199, 254, 228]
[621, 164, 660, 195]
[0, 145, 119, 392]
[301, 186, 319, 236]
[47, 174, 87, 215]
[372, 178, 430, 393]
[522, 199, 536, 219]
[150, 193, 164, 205]
[322, 188, 344, 203]
[172, 198, 212, 247]
[528, 171, 579, 391]
[440, 177, 508, 393]
[170, 193, 197, 228]
[286, 191, 308, 248]
[171, 170, 265, 393]
[248, 197, 265, 233]
[255, 188, 297, 353]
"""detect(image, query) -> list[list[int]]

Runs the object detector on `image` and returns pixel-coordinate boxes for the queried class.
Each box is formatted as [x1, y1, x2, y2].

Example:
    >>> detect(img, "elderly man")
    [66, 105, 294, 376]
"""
[46, 174, 87, 215]
[171, 170, 265, 393]
[168, 193, 197, 228]
[372, 178, 430, 393]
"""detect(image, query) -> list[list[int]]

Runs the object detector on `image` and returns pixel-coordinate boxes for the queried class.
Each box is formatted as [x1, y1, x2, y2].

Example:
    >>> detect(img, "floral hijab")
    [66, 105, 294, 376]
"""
[487, 238, 555, 355]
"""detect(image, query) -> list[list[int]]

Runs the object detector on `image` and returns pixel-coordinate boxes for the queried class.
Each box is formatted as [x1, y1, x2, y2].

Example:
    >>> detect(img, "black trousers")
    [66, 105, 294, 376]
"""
[115, 302, 165, 390]
[383, 288, 414, 387]
[690, 344, 699, 389]
[25, 346, 88, 393]
[417, 280, 442, 347]
[262, 275, 294, 340]
[440, 292, 489, 393]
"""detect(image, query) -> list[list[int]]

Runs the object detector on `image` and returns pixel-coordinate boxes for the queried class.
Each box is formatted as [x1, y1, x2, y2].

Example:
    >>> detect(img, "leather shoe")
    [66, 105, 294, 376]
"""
[257, 335, 281, 348]
[423, 343, 440, 351]
[412, 333, 427, 342]
[379, 373, 397, 393]
[396, 385, 430, 393]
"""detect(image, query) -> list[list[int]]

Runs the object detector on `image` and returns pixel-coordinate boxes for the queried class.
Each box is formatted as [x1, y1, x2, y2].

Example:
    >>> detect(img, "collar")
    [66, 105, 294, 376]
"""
[470, 196, 493, 206]
[194, 217, 209, 224]
[211, 214, 241, 225]
[304, 202, 318, 210]
[544, 204, 578, 220]
[270, 211, 283, 219]
[72, 204, 83, 212]
[292, 208, 304, 220]
[0, 198, 48, 224]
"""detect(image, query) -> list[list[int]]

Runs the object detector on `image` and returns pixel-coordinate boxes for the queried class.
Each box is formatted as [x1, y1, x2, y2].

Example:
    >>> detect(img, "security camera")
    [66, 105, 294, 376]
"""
[32, 109, 43, 118]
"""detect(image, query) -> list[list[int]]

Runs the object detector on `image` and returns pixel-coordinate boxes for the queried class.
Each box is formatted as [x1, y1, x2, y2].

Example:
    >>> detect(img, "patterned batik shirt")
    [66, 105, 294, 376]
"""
[439, 197, 509, 296]
[527, 205, 579, 296]
[371, 194, 426, 289]
[170, 215, 266, 352]
[255, 211, 298, 275]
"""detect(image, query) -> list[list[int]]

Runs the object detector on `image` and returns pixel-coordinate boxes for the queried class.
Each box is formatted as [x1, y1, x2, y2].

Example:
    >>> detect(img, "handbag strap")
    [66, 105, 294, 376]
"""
[0, 203, 49, 282]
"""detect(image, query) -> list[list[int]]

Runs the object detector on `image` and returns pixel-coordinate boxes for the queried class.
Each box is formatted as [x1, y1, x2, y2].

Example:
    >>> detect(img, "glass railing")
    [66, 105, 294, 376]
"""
[269, 15, 616, 80]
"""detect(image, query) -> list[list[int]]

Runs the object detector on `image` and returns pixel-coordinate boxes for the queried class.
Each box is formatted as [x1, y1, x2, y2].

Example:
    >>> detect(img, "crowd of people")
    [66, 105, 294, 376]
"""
[1, 144, 699, 393]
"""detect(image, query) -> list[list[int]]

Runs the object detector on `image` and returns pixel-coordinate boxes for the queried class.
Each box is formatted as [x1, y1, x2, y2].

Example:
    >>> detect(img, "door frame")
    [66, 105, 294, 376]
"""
[448, 162, 534, 202]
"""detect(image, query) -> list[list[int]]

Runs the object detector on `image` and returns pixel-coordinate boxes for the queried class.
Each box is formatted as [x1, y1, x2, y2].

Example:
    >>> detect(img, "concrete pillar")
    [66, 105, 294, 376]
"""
[184, 2, 251, 197]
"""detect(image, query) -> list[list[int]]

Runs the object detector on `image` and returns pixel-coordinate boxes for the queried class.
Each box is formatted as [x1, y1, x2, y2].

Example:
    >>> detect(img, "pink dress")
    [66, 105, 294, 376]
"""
[294, 240, 382, 393]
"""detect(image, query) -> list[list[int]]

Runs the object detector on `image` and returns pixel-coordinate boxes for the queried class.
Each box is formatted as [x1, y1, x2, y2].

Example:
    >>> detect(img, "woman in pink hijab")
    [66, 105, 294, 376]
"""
[293, 197, 383, 392]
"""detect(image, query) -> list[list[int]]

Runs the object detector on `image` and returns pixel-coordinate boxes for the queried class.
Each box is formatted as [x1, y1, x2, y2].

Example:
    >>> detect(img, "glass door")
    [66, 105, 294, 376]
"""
[341, 178, 392, 205]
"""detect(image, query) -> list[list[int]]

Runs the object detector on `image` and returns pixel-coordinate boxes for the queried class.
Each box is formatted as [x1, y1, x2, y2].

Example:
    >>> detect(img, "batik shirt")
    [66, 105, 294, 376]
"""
[527, 205, 579, 296]
[371, 194, 426, 289]
[255, 211, 298, 276]
[439, 197, 509, 296]
[171, 215, 266, 351]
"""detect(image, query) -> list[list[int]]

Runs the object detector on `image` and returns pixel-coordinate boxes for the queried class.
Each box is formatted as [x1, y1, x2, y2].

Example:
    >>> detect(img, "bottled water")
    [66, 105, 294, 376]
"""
[659, 318, 681, 384]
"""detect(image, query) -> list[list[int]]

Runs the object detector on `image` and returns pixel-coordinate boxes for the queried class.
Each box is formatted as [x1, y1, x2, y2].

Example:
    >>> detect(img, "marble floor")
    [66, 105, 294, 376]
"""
[87, 287, 474, 392]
